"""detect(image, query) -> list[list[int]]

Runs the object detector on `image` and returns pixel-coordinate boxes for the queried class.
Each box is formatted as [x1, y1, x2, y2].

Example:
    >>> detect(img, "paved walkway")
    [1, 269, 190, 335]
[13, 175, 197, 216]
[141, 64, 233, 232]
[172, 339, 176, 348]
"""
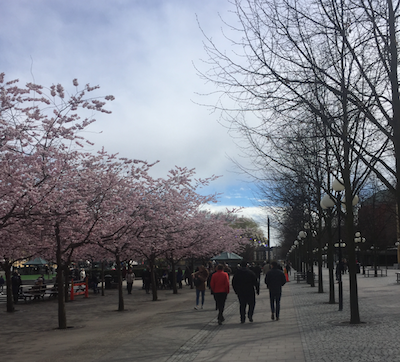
[1, 268, 400, 361]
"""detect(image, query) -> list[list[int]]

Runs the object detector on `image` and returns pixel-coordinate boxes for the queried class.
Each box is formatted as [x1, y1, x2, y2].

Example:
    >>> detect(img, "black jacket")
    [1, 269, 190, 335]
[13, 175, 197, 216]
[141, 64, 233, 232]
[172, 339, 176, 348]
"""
[232, 267, 259, 295]
[265, 267, 286, 294]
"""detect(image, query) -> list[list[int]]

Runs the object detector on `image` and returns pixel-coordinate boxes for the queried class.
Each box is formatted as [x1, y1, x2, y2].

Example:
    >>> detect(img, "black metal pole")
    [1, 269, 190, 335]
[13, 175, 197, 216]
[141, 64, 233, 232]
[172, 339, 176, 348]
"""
[337, 192, 343, 311]
[267, 217, 271, 264]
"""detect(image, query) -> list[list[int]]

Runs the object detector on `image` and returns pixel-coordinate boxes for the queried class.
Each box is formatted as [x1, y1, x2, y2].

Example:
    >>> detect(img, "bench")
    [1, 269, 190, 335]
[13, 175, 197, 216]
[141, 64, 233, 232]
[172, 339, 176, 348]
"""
[45, 287, 58, 298]
[294, 272, 306, 283]
[27, 285, 47, 300]
[396, 272, 400, 283]
[364, 268, 387, 277]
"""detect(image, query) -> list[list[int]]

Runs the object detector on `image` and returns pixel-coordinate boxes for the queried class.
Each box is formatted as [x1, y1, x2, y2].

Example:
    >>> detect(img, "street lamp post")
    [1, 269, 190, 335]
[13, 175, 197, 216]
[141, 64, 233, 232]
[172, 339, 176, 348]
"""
[354, 232, 365, 274]
[294, 240, 299, 271]
[332, 179, 345, 311]
[298, 231, 307, 274]
[304, 223, 315, 287]
[320, 178, 346, 310]
[320, 195, 336, 304]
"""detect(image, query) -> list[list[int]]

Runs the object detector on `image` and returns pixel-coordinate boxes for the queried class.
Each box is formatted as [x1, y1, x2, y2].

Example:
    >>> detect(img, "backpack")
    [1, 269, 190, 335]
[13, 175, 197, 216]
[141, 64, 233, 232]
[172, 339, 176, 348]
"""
[194, 276, 202, 287]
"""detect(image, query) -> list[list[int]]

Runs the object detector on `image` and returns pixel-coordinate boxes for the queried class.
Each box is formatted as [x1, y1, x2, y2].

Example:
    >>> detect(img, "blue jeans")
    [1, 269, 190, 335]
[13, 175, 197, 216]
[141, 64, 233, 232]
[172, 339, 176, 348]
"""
[269, 291, 282, 318]
[196, 289, 205, 306]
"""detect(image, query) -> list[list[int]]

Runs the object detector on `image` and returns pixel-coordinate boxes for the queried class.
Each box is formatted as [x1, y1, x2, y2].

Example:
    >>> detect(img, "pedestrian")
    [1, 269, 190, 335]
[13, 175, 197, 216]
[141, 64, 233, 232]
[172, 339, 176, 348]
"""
[193, 265, 209, 310]
[285, 261, 292, 275]
[11, 271, 22, 304]
[265, 260, 287, 321]
[80, 268, 86, 281]
[161, 269, 169, 289]
[184, 266, 191, 286]
[0, 275, 4, 294]
[176, 267, 183, 289]
[142, 266, 151, 294]
[232, 260, 259, 323]
[90, 274, 99, 294]
[223, 263, 232, 276]
[126, 269, 135, 294]
[335, 261, 344, 281]
[251, 263, 262, 290]
[210, 264, 230, 325]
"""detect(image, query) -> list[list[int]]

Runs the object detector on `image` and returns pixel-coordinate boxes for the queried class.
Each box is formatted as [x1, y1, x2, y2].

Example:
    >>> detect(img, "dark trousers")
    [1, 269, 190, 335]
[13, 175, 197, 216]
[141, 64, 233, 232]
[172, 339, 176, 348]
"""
[214, 292, 227, 320]
[269, 291, 282, 318]
[237, 292, 255, 321]
[127, 282, 133, 294]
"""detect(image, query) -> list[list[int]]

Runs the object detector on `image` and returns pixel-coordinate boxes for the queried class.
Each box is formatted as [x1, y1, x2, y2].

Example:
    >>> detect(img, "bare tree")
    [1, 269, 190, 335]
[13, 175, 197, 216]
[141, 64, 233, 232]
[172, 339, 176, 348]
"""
[197, 0, 400, 324]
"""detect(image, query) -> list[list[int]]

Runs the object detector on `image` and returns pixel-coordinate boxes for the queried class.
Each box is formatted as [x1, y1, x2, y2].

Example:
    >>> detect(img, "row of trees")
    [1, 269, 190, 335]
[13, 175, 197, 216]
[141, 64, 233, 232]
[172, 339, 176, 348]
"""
[199, 0, 400, 324]
[0, 74, 248, 328]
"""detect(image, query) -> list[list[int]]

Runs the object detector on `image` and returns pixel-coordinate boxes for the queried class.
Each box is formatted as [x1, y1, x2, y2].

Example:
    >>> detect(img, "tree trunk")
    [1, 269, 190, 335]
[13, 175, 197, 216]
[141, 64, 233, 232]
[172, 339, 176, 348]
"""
[5, 261, 14, 312]
[149, 259, 158, 301]
[171, 259, 178, 294]
[326, 208, 335, 304]
[116, 253, 124, 311]
[56, 224, 68, 329]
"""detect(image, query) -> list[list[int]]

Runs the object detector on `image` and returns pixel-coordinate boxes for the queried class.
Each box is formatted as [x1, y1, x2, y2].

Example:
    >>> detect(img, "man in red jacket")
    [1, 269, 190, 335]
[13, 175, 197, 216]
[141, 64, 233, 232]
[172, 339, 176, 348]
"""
[210, 264, 230, 325]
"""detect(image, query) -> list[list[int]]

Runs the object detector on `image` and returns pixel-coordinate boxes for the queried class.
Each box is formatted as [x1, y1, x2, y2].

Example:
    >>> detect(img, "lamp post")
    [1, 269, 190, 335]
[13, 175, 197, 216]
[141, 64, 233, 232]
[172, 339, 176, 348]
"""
[332, 179, 345, 311]
[321, 178, 347, 310]
[354, 232, 365, 274]
[304, 223, 315, 287]
[294, 240, 299, 271]
[298, 230, 307, 274]
[371, 245, 379, 277]
[321, 193, 335, 304]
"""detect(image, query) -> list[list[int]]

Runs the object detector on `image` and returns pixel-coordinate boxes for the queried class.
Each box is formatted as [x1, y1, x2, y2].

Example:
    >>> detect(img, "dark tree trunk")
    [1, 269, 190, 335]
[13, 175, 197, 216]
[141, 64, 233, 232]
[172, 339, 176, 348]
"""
[149, 258, 158, 301]
[116, 252, 124, 311]
[56, 223, 68, 329]
[171, 259, 178, 294]
[4, 261, 14, 312]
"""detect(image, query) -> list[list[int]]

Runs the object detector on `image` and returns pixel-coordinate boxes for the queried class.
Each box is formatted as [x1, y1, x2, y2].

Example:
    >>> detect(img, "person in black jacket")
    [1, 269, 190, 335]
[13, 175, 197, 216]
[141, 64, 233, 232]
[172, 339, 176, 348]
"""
[232, 260, 259, 323]
[11, 271, 22, 304]
[265, 261, 287, 321]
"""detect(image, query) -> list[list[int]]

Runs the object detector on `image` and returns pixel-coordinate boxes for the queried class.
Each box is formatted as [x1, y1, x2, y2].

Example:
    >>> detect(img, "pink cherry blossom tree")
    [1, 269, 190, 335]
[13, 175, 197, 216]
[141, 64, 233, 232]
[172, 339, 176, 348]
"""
[163, 209, 242, 294]
[128, 167, 243, 300]
[0, 74, 114, 316]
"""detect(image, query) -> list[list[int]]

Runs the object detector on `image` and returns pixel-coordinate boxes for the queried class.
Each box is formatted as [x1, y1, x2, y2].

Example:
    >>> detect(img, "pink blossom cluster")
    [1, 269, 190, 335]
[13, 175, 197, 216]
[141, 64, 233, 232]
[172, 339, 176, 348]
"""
[0, 74, 249, 316]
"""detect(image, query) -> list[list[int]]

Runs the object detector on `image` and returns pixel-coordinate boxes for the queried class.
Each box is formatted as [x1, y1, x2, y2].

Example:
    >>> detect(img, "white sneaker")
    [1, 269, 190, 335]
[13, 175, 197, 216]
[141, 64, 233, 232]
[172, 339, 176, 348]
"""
[194, 306, 199, 310]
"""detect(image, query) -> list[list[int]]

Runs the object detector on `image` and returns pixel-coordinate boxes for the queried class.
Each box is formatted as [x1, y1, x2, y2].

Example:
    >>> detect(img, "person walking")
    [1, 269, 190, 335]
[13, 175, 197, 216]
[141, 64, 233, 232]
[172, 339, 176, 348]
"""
[265, 260, 287, 321]
[126, 269, 135, 294]
[11, 271, 22, 304]
[176, 267, 183, 289]
[251, 263, 262, 290]
[193, 265, 209, 310]
[0, 275, 4, 294]
[142, 266, 151, 294]
[210, 264, 230, 325]
[232, 260, 259, 323]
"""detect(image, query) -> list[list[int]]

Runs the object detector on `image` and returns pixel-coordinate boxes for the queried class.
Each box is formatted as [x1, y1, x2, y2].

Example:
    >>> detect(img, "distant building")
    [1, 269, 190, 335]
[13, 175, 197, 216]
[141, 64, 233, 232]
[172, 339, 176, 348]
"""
[358, 190, 398, 265]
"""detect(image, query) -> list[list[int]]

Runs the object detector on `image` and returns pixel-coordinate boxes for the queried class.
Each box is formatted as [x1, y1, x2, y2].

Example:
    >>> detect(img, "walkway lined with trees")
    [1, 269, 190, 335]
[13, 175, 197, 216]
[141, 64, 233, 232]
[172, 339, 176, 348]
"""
[0, 75, 253, 328]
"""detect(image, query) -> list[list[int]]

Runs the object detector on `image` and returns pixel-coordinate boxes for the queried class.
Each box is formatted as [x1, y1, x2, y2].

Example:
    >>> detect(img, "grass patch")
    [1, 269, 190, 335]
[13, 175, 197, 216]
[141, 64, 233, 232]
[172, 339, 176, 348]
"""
[20, 274, 56, 281]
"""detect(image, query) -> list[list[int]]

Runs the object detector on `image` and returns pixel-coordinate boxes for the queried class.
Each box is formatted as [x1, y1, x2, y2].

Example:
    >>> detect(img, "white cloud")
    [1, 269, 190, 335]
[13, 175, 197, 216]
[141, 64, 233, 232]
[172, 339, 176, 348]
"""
[0, 0, 270, 232]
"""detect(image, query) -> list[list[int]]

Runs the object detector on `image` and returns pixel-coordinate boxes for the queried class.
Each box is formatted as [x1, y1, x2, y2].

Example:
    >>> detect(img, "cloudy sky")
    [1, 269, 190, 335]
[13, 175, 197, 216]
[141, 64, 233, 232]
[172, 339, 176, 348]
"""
[0, 0, 276, 243]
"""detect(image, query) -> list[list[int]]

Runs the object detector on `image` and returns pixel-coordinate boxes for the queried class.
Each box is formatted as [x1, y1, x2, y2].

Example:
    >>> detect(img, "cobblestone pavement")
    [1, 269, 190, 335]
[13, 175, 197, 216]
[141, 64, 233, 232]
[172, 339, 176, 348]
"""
[1, 268, 400, 362]
[291, 268, 400, 362]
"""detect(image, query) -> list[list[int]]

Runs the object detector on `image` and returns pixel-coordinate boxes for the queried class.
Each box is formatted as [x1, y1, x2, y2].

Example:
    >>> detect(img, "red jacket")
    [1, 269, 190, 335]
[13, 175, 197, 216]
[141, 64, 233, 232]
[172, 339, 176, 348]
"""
[210, 270, 230, 294]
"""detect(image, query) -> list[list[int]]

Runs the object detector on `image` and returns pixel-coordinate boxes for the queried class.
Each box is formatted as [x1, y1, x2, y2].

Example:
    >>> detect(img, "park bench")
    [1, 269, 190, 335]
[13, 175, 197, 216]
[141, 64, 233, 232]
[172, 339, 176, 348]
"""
[396, 272, 400, 283]
[364, 268, 387, 277]
[45, 286, 58, 298]
[294, 271, 306, 283]
[26, 285, 47, 300]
